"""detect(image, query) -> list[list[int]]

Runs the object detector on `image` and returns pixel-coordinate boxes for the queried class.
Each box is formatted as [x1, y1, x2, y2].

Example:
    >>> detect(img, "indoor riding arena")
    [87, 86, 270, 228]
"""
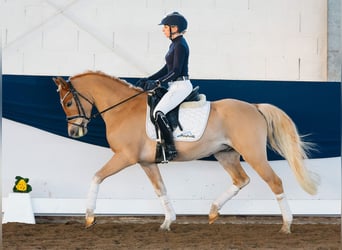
[2, 0, 341, 249]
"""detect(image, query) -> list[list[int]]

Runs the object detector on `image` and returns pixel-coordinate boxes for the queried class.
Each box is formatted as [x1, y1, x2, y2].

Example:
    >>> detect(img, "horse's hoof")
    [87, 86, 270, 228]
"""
[85, 217, 96, 229]
[208, 213, 219, 224]
[279, 224, 291, 234]
[209, 204, 219, 224]
[160, 220, 172, 231]
[159, 226, 171, 231]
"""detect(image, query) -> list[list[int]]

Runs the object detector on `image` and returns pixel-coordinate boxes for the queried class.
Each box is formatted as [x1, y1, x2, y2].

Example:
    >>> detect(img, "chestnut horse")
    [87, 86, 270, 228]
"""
[53, 71, 319, 234]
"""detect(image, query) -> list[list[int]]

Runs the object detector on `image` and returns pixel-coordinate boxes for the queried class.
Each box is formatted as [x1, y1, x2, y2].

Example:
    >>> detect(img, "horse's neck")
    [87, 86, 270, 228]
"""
[75, 75, 143, 118]
[76, 76, 123, 100]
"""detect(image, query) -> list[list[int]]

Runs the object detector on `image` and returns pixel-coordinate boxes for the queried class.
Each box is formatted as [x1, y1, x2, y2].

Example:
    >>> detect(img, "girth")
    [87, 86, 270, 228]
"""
[147, 86, 200, 131]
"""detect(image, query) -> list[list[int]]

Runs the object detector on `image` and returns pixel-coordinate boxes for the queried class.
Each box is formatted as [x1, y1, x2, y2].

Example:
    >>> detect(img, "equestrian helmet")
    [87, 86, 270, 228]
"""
[159, 12, 188, 33]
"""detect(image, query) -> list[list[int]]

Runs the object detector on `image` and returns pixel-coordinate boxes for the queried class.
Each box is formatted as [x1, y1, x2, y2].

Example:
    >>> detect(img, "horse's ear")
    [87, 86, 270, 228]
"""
[53, 77, 68, 92]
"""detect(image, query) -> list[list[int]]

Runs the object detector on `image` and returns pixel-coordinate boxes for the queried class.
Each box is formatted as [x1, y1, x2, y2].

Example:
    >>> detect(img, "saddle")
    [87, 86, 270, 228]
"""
[147, 86, 201, 131]
[147, 86, 201, 163]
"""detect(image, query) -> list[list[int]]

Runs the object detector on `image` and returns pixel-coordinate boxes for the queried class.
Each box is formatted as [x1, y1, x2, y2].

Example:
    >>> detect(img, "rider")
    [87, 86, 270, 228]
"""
[136, 12, 193, 160]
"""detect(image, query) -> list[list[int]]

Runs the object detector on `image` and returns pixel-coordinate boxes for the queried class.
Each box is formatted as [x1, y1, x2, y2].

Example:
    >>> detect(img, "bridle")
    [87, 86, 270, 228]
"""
[59, 82, 93, 128]
[59, 80, 145, 128]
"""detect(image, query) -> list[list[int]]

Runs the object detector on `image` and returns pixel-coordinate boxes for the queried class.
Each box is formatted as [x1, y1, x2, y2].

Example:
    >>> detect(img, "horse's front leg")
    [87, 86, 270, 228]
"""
[141, 163, 176, 231]
[85, 175, 101, 228]
[85, 154, 134, 228]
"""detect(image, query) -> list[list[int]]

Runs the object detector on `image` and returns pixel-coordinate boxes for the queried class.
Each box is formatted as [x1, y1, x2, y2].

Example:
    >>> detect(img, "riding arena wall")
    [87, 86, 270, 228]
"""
[2, 0, 341, 217]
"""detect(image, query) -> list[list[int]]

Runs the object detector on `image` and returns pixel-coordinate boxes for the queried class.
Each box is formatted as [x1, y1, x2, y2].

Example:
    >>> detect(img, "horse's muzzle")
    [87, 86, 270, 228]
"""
[68, 124, 88, 138]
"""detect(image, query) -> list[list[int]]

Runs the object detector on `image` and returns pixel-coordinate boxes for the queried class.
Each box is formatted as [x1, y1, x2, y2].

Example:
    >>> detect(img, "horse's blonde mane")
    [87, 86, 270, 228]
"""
[70, 70, 143, 91]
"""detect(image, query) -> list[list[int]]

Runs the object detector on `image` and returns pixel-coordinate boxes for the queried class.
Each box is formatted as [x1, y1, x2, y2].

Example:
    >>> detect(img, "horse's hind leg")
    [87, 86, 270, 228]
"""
[209, 150, 250, 224]
[243, 153, 292, 234]
[140, 163, 176, 231]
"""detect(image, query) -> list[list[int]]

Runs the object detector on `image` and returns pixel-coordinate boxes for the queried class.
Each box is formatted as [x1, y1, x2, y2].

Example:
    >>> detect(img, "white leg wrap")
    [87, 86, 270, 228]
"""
[276, 193, 293, 223]
[86, 177, 100, 211]
[159, 195, 176, 221]
[213, 184, 240, 210]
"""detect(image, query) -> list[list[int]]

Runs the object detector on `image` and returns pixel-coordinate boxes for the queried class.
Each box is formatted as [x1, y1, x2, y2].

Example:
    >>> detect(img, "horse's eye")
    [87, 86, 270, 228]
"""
[66, 100, 73, 107]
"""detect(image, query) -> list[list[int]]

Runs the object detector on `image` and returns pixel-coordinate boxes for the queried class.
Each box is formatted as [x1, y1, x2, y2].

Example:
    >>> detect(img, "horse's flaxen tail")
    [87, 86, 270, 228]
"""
[256, 103, 320, 195]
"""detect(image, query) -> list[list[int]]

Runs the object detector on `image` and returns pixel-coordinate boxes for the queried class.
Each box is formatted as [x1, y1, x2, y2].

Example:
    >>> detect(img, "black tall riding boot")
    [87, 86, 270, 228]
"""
[154, 111, 177, 160]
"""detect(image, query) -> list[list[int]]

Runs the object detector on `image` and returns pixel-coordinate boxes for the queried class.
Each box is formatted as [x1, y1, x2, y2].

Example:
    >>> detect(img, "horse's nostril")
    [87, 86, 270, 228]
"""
[69, 127, 78, 138]
[69, 126, 87, 138]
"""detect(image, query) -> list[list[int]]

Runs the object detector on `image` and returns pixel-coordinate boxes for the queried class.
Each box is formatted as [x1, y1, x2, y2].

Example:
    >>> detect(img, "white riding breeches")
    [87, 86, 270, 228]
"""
[153, 79, 193, 117]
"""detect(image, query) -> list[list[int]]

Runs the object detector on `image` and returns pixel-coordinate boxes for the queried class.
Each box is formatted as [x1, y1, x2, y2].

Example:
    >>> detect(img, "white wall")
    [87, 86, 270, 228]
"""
[1, 0, 327, 80]
[2, 119, 340, 215]
[2, 0, 338, 217]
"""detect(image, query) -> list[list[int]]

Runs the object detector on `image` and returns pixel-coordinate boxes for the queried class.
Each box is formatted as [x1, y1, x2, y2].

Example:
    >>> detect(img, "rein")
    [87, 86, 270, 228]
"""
[92, 91, 144, 119]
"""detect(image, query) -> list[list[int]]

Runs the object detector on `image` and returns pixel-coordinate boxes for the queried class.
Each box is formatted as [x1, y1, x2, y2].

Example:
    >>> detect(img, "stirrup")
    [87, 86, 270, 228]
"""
[165, 144, 177, 160]
[155, 142, 167, 164]
[155, 142, 177, 163]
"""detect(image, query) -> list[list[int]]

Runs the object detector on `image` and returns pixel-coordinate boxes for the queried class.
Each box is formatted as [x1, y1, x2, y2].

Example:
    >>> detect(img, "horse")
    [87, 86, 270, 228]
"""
[52, 71, 319, 234]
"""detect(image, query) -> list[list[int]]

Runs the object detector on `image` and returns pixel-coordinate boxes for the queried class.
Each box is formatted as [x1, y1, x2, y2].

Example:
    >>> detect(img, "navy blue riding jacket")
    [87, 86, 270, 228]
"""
[148, 35, 189, 84]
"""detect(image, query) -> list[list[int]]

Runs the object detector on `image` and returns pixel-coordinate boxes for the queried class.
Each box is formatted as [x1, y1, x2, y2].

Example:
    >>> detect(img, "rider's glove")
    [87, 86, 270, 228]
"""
[143, 80, 160, 91]
[135, 78, 147, 88]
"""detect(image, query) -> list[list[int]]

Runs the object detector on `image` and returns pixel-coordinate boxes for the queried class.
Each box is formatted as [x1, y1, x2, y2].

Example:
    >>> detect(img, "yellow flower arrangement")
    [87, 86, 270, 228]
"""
[13, 176, 32, 193]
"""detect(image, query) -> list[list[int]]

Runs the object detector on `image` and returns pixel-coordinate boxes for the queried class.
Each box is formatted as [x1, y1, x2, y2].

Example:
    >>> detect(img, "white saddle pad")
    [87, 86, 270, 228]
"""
[146, 94, 211, 142]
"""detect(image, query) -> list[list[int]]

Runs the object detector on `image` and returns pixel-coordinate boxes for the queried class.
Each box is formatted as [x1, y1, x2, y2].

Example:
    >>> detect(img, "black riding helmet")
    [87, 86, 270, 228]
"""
[159, 12, 188, 38]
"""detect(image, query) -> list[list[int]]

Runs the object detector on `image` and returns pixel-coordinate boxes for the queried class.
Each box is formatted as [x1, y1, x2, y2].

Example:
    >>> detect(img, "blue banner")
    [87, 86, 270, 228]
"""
[3, 74, 341, 160]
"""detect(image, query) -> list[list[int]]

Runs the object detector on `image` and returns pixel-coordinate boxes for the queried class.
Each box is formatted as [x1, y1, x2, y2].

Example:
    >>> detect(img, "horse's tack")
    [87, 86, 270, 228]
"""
[61, 78, 145, 121]
[145, 95, 210, 142]
[147, 86, 202, 163]
[92, 91, 145, 119]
